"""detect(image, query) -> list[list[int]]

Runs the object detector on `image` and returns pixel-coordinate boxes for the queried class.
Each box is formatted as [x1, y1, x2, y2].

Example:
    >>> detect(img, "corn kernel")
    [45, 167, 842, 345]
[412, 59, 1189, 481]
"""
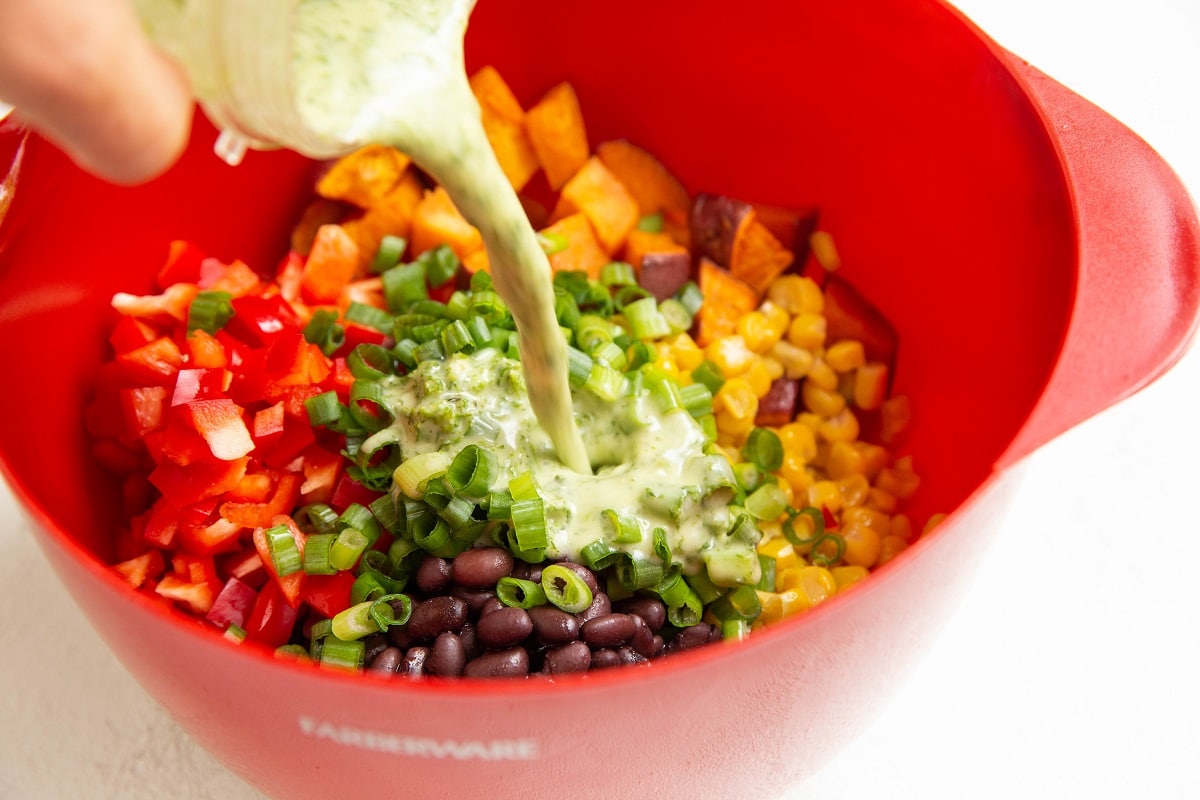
[841, 522, 882, 568]
[923, 513, 947, 533]
[854, 362, 889, 411]
[770, 340, 815, 380]
[826, 340, 866, 372]
[778, 454, 811, 495]
[762, 357, 785, 381]
[831, 565, 869, 591]
[759, 300, 791, 339]
[736, 311, 778, 354]
[756, 591, 784, 625]
[801, 380, 846, 417]
[668, 333, 705, 371]
[826, 440, 865, 479]
[809, 230, 841, 271]
[706, 335, 755, 376]
[715, 428, 742, 450]
[779, 422, 818, 461]
[807, 480, 842, 513]
[715, 407, 756, 437]
[767, 274, 824, 315]
[817, 408, 861, 443]
[806, 357, 839, 392]
[856, 443, 889, 480]
[778, 589, 809, 617]
[877, 534, 908, 565]
[778, 565, 837, 607]
[889, 513, 914, 541]
[836, 473, 871, 507]
[842, 505, 890, 533]
[743, 359, 774, 398]
[880, 394, 912, 445]
[715, 377, 757, 419]
[758, 537, 800, 574]
[864, 487, 899, 514]
[787, 312, 827, 351]
[876, 462, 920, 500]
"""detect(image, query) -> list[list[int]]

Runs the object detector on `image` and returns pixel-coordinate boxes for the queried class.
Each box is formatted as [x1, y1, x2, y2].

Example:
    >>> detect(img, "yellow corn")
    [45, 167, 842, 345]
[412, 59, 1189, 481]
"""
[801, 380, 846, 417]
[855, 443, 889, 480]
[778, 421, 818, 461]
[835, 473, 871, 507]
[825, 440, 865, 479]
[743, 359, 774, 398]
[787, 312, 827, 351]
[831, 565, 869, 591]
[877, 534, 909, 566]
[767, 274, 824, 315]
[736, 310, 779, 354]
[854, 362, 889, 411]
[864, 486, 899, 514]
[876, 460, 920, 500]
[879, 394, 912, 445]
[756, 591, 785, 625]
[759, 300, 791, 339]
[715, 377, 757, 419]
[840, 522, 882, 568]
[805, 357, 839, 392]
[715, 407, 757, 438]
[809, 230, 841, 271]
[706, 335, 756, 376]
[889, 513, 914, 541]
[761, 357, 785, 381]
[842, 505, 891, 533]
[923, 513, 947, 533]
[778, 589, 809, 617]
[770, 340, 815, 380]
[817, 408, 860, 443]
[778, 454, 811, 495]
[807, 480, 842, 513]
[777, 565, 837, 608]
[825, 340, 866, 372]
[668, 332, 705, 371]
[757, 537, 800, 575]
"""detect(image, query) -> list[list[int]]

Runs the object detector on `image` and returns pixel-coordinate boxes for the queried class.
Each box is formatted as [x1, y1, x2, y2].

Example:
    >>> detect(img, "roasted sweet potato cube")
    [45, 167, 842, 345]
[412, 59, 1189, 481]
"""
[752, 202, 820, 265]
[470, 66, 540, 191]
[526, 82, 590, 191]
[316, 144, 411, 208]
[695, 258, 760, 345]
[551, 156, 640, 255]
[541, 213, 609, 280]
[823, 274, 899, 369]
[755, 378, 801, 427]
[690, 193, 753, 268]
[730, 216, 795, 294]
[596, 139, 691, 221]
[624, 229, 687, 272]
[640, 252, 692, 302]
[410, 187, 483, 260]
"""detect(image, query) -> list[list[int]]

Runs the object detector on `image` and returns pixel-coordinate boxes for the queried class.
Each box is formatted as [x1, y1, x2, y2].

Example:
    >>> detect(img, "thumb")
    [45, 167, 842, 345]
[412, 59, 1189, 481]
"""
[0, 0, 194, 185]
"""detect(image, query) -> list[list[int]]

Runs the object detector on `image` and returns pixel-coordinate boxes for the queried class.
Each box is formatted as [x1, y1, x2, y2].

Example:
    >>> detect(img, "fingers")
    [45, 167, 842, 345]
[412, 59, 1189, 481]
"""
[0, 0, 194, 184]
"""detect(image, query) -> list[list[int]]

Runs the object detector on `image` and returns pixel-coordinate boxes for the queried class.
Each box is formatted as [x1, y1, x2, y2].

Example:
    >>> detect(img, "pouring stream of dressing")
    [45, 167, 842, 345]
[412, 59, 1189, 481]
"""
[290, 0, 591, 474]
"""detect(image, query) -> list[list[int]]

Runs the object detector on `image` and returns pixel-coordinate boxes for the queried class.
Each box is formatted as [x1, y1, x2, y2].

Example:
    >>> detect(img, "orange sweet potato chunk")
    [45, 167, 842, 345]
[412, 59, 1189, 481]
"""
[695, 257, 761, 345]
[623, 229, 688, 272]
[551, 156, 639, 255]
[316, 144, 411, 208]
[729, 214, 795, 294]
[302, 225, 361, 304]
[470, 66, 540, 191]
[525, 82, 590, 191]
[541, 213, 609, 280]
[340, 170, 425, 270]
[596, 140, 690, 218]
[410, 187, 483, 261]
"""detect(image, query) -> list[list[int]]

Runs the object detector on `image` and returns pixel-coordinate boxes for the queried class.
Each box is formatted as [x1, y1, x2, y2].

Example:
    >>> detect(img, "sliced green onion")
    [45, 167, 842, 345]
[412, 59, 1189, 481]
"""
[580, 539, 624, 571]
[347, 343, 395, 380]
[510, 497, 548, 556]
[440, 319, 474, 354]
[414, 338, 446, 363]
[224, 624, 247, 644]
[720, 618, 752, 641]
[508, 471, 540, 502]
[590, 340, 627, 370]
[392, 338, 418, 369]
[350, 571, 391, 605]
[331, 601, 380, 640]
[275, 644, 311, 661]
[704, 546, 762, 587]
[328, 528, 370, 571]
[624, 296, 672, 340]
[658, 298, 693, 334]
[808, 533, 847, 568]
[337, 503, 381, 546]
[382, 262, 428, 311]
[303, 308, 346, 356]
[574, 314, 614, 352]
[782, 506, 825, 547]
[678, 382, 713, 418]
[419, 244, 460, 287]
[302, 533, 338, 576]
[540, 564, 594, 614]
[743, 427, 784, 472]
[567, 346, 594, 389]
[615, 555, 663, 591]
[304, 390, 343, 427]
[745, 482, 789, 521]
[626, 340, 656, 370]
[370, 234, 407, 274]
[682, 570, 724, 605]
[393, 451, 451, 498]
[637, 212, 664, 233]
[345, 301, 394, 334]
[467, 315, 493, 348]
[537, 231, 569, 255]
[496, 577, 547, 609]
[733, 461, 766, 493]
[642, 365, 684, 413]
[447, 444, 495, 500]
[652, 527, 673, 566]
[187, 290, 235, 335]
[708, 585, 762, 622]
[369, 493, 404, 534]
[602, 509, 643, 544]
[296, 503, 339, 534]
[348, 380, 394, 433]
[412, 514, 451, 554]
[264, 524, 302, 577]
[318, 638, 365, 671]
[372, 593, 412, 628]
[438, 495, 477, 532]
[691, 360, 726, 395]
[599, 260, 637, 287]
[675, 281, 704, 316]
[756, 554, 777, 592]
[614, 284, 652, 312]
[656, 572, 703, 628]
[487, 489, 514, 521]
[584, 361, 628, 401]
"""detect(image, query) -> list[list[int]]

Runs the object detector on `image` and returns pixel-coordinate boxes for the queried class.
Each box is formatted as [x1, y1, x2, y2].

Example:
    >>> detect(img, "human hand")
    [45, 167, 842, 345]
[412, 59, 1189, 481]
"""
[0, 0, 193, 184]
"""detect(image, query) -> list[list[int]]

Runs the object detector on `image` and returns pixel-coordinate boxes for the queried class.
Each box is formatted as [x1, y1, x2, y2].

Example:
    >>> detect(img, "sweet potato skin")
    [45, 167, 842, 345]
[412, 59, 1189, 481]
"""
[690, 193, 753, 268]
[639, 252, 692, 303]
[822, 274, 898, 369]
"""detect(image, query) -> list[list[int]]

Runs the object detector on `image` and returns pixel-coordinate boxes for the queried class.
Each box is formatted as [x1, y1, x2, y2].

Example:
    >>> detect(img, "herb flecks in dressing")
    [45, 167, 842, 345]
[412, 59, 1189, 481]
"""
[292, 0, 590, 474]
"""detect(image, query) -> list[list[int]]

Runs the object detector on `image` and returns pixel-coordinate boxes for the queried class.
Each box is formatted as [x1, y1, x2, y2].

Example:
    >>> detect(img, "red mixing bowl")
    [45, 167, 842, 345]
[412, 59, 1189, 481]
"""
[0, 1, 1197, 798]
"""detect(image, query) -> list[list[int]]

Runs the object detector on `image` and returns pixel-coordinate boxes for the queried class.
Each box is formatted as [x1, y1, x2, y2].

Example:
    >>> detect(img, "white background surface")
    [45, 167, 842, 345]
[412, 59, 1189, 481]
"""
[2, 1, 1199, 798]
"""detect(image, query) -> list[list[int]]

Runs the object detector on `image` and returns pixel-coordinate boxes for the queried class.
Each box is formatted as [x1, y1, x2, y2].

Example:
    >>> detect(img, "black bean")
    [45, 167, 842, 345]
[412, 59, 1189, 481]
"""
[617, 646, 649, 666]
[590, 648, 621, 670]
[475, 606, 534, 649]
[509, 562, 542, 583]
[406, 596, 469, 641]
[554, 561, 600, 594]
[415, 556, 453, 594]
[386, 625, 413, 651]
[543, 641, 591, 675]
[628, 613, 656, 658]
[426, 632, 467, 677]
[361, 633, 390, 665]
[450, 586, 497, 616]
[527, 605, 579, 645]
[614, 597, 667, 632]
[651, 635, 665, 658]
[479, 596, 505, 618]
[400, 646, 429, 677]
[669, 622, 715, 652]
[581, 613, 636, 648]
[458, 622, 482, 660]
[463, 647, 530, 678]
[578, 591, 612, 623]
[368, 647, 403, 675]
[453, 547, 514, 588]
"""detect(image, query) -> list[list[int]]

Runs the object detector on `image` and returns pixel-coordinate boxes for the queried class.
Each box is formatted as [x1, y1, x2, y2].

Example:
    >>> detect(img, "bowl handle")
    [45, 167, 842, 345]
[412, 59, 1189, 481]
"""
[997, 55, 1200, 468]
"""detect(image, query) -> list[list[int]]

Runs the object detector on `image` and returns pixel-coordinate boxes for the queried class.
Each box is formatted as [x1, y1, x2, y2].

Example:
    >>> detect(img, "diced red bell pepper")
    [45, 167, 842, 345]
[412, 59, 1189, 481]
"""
[301, 571, 356, 618]
[218, 548, 268, 590]
[118, 386, 169, 441]
[329, 472, 382, 513]
[205, 577, 260, 628]
[149, 455, 251, 508]
[172, 552, 221, 588]
[200, 258, 263, 297]
[113, 550, 166, 589]
[258, 415, 317, 469]
[299, 445, 343, 505]
[225, 294, 304, 348]
[171, 368, 232, 406]
[155, 575, 216, 615]
[221, 471, 302, 529]
[243, 580, 299, 648]
[252, 514, 308, 607]
[177, 516, 245, 556]
[186, 329, 229, 369]
[178, 398, 255, 461]
[116, 336, 184, 386]
[265, 331, 332, 389]
[156, 240, 208, 287]
[252, 402, 286, 446]
[141, 498, 181, 548]
[302, 224, 360, 304]
[109, 315, 160, 354]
